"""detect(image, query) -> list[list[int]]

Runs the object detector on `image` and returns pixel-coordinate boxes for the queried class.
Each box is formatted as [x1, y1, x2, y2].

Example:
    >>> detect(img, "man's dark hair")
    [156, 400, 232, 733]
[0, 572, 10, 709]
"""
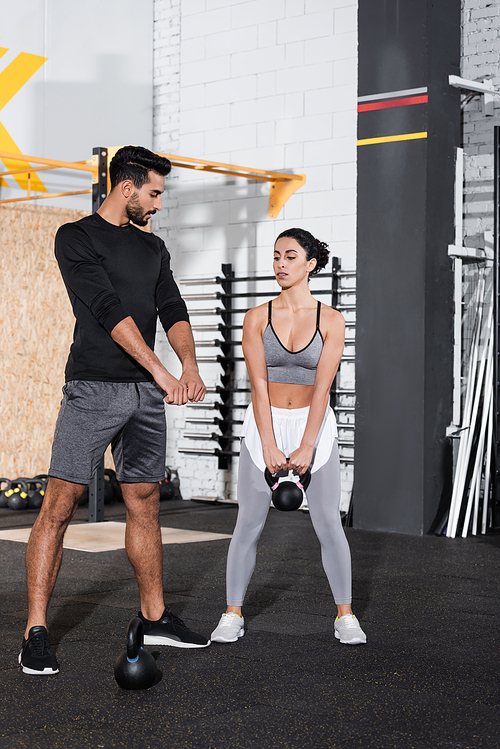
[109, 146, 171, 189]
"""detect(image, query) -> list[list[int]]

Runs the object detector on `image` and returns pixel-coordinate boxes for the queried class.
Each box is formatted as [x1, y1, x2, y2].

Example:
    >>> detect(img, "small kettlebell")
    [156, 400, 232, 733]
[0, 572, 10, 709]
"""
[28, 475, 48, 510]
[0, 479, 10, 508]
[6, 479, 29, 511]
[159, 479, 175, 501]
[159, 466, 175, 501]
[264, 466, 312, 512]
[114, 617, 157, 690]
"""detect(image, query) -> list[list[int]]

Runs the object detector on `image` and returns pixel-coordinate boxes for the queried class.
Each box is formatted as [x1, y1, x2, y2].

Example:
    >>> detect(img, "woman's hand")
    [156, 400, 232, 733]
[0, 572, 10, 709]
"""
[262, 446, 288, 475]
[288, 445, 314, 476]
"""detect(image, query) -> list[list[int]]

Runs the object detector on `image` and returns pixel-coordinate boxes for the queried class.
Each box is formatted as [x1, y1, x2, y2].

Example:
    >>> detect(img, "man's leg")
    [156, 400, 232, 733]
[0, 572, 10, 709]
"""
[30, 380, 130, 631]
[121, 479, 210, 648]
[20, 477, 86, 674]
[121, 482, 165, 621]
[25, 477, 86, 637]
[114, 384, 209, 648]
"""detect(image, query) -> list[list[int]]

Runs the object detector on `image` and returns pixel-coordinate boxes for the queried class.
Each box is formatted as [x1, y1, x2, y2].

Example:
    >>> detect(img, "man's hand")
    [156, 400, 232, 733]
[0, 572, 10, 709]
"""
[167, 323, 206, 402]
[180, 369, 206, 402]
[154, 368, 189, 405]
[111, 317, 187, 404]
[110, 318, 200, 406]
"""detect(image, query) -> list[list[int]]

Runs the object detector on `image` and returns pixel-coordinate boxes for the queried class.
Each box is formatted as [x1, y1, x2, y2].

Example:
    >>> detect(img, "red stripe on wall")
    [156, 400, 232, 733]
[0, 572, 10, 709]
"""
[358, 95, 428, 112]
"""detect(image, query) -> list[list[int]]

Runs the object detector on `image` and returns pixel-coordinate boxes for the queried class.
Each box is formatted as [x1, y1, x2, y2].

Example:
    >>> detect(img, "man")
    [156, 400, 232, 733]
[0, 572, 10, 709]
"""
[19, 145, 209, 675]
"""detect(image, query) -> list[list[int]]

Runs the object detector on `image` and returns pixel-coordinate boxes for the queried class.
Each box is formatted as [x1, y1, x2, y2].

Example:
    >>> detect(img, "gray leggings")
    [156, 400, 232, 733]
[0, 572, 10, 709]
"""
[226, 439, 352, 606]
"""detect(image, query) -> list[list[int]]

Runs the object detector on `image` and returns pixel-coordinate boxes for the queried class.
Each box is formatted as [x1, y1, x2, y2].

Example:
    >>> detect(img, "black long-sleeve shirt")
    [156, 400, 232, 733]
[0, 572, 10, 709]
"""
[55, 212, 189, 382]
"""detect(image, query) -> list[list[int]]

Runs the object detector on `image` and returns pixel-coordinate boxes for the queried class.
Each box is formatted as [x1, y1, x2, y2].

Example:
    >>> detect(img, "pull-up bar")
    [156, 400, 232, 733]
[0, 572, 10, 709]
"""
[158, 151, 305, 218]
[0, 147, 305, 218]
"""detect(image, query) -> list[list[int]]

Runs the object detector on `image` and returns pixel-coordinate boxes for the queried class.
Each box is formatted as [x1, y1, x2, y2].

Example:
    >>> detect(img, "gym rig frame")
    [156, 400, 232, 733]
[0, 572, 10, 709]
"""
[0, 146, 305, 221]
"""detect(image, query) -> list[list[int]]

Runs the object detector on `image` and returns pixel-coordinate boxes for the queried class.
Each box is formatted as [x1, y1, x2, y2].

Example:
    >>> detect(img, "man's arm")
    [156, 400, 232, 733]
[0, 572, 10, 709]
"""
[56, 223, 128, 334]
[110, 316, 188, 405]
[167, 321, 206, 403]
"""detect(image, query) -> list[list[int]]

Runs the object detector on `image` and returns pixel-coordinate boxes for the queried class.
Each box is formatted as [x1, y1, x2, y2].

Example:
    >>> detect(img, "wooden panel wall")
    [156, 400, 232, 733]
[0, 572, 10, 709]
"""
[0, 204, 90, 478]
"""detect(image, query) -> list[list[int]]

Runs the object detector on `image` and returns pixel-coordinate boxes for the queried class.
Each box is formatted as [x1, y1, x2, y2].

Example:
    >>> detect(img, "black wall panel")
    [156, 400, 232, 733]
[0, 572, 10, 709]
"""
[355, 0, 460, 534]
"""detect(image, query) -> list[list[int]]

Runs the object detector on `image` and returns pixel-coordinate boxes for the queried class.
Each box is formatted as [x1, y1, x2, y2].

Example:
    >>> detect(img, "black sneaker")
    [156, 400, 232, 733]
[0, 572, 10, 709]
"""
[138, 608, 210, 649]
[19, 626, 59, 675]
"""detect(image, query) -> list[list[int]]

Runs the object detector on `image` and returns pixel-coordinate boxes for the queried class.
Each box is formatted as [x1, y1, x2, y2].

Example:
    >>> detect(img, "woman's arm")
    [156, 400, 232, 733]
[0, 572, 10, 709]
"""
[288, 306, 345, 474]
[242, 307, 288, 474]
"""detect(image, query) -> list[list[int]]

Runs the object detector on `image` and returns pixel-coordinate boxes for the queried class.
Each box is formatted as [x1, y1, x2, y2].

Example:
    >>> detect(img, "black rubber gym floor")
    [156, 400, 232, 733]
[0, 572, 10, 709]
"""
[0, 499, 499, 749]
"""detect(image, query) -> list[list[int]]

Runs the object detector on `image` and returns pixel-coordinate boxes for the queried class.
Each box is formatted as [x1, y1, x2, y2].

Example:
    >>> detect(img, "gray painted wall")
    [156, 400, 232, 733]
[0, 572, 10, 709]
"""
[0, 0, 153, 210]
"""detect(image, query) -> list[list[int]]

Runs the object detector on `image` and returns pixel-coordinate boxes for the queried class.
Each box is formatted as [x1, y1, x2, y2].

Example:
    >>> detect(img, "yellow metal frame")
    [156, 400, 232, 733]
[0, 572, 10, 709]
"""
[0, 149, 305, 218]
[157, 151, 305, 218]
[0, 151, 94, 204]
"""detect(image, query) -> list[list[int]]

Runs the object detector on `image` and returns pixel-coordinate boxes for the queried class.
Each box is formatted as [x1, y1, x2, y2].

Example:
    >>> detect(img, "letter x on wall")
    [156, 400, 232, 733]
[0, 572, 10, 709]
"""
[0, 48, 47, 192]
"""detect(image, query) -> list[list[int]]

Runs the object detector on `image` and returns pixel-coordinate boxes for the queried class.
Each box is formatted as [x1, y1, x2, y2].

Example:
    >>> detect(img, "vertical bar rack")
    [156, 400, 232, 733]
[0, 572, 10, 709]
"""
[87, 146, 109, 523]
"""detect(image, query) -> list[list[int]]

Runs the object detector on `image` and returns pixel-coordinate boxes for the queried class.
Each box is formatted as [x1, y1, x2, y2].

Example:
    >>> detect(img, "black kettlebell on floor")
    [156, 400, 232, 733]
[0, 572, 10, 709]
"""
[28, 475, 48, 510]
[159, 479, 175, 500]
[0, 479, 10, 508]
[114, 617, 157, 690]
[264, 466, 312, 512]
[6, 479, 29, 511]
[159, 468, 175, 501]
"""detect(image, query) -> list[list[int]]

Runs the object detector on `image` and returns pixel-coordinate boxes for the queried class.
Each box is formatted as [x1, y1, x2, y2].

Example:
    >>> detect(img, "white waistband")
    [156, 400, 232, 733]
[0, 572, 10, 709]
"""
[241, 402, 337, 473]
[270, 405, 310, 418]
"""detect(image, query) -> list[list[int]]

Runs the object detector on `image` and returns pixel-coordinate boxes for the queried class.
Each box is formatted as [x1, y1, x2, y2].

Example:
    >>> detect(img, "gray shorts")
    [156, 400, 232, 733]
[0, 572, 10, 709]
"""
[49, 381, 167, 484]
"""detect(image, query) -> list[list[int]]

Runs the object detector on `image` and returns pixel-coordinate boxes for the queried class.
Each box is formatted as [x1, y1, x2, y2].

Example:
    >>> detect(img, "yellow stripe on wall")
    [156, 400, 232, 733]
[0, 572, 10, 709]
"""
[357, 132, 428, 146]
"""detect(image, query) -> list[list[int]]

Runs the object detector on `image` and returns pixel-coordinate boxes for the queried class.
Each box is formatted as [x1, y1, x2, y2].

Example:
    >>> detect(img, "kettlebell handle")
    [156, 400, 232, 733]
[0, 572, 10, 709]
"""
[126, 616, 144, 662]
[264, 466, 311, 491]
[264, 468, 280, 491]
[11, 478, 30, 491]
[296, 469, 311, 491]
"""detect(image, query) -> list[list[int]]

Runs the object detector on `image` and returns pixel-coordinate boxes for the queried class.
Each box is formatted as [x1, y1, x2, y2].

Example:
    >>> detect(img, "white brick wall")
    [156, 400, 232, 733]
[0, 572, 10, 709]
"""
[153, 0, 358, 506]
[461, 0, 500, 246]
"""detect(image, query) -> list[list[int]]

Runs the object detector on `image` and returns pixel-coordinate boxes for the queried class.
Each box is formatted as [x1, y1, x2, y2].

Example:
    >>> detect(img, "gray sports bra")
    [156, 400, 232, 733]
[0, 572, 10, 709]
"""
[263, 300, 324, 386]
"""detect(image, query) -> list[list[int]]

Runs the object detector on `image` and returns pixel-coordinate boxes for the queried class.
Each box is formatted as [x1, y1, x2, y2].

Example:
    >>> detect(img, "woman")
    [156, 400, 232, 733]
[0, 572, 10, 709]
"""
[211, 228, 366, 646]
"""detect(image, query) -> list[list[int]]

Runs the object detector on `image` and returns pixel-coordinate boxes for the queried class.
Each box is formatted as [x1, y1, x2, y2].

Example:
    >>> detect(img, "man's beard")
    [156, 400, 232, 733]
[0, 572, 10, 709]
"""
[126, 192, 155, 226]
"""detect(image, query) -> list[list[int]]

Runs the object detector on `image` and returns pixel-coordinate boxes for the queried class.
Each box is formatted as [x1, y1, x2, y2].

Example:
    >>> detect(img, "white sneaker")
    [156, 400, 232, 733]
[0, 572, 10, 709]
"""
[334, 614, 367, 645]
[211, 612, 245, 643]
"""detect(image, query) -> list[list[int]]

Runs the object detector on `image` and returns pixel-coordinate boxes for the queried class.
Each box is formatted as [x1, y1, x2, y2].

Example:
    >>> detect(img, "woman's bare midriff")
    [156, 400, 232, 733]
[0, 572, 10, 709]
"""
[268, 381, 314, 409]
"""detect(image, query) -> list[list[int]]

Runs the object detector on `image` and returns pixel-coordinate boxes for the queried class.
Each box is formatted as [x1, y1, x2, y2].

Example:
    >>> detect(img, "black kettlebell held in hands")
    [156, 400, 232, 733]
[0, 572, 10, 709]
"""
[264, 466, 312, 511]
[114, 617, 157, 690]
